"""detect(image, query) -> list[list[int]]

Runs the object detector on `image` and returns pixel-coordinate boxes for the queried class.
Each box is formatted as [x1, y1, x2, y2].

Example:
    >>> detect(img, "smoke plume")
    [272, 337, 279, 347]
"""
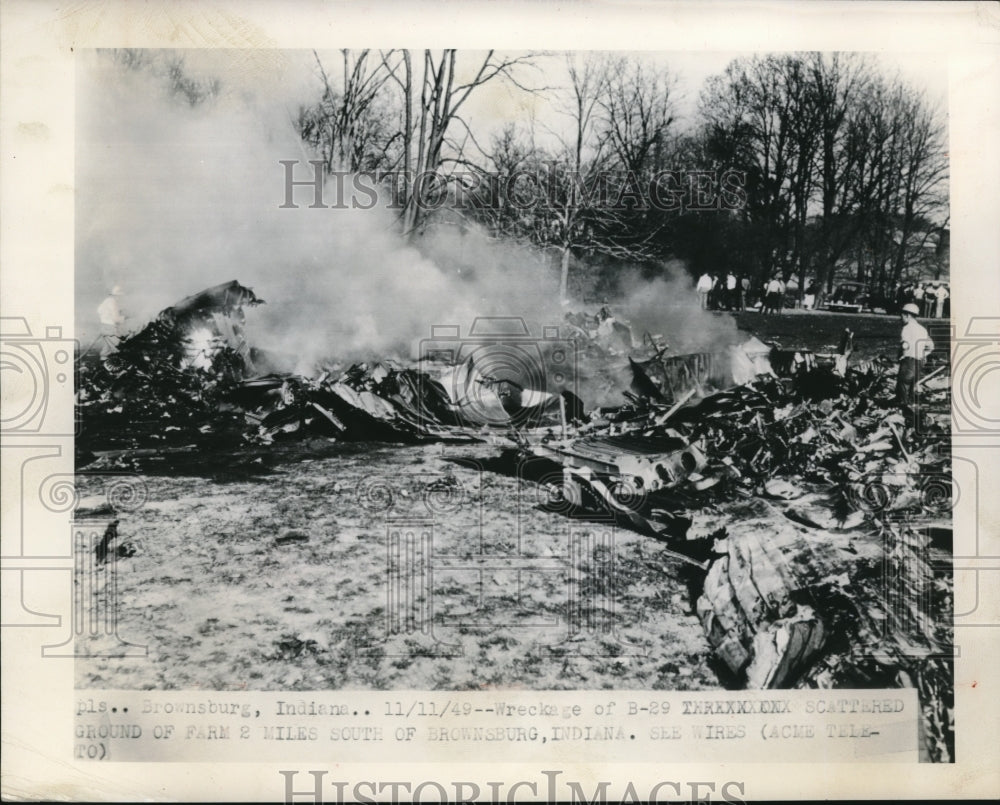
[77, 50, 741, 384]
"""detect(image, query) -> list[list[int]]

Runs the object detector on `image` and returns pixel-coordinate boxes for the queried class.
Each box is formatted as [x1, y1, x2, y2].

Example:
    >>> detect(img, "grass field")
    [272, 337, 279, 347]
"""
[731, 308, 948, 362]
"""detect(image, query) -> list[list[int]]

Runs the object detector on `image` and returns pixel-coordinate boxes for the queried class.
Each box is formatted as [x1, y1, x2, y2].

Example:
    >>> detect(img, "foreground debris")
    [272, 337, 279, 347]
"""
[525, 340, 952, 760]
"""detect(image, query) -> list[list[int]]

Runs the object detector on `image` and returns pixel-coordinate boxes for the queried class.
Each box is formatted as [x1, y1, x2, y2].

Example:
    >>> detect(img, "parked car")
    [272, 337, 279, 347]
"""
[824, 281, 871, 313]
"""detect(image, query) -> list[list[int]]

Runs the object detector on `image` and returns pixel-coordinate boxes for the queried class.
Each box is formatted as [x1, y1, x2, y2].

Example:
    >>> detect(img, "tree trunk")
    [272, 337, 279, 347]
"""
[559, 247, 571, 304]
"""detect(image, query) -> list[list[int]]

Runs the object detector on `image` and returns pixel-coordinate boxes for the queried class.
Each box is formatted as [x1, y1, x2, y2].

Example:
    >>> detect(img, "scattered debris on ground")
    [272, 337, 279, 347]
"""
[518, 327, 953, 760]
[75, 281, 954, 761]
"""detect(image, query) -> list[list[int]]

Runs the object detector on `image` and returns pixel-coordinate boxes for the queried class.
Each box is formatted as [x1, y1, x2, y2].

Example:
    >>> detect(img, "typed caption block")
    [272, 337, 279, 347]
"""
[74, 689, 918, 763]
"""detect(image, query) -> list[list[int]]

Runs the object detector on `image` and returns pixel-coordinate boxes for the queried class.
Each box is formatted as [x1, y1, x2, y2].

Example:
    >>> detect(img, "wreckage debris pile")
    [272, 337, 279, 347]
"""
[79, 353, 473, 454]
[77, 317, 251, 452]
[578, 356, 952, 759]
[77, 282, 489, 456]
[77, 282, 265, 453]
[595, 357, 950, 499]
[78, 288, 629, 458]
[237, 362, 471, 445]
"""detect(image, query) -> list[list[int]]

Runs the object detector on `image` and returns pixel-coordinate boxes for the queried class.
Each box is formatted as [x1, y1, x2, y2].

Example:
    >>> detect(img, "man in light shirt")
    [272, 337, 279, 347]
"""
[934, 283, 949, 318]
[97, 285, 127, 358]
[923, 283, 937, 318]
[763, 276, 782, 314]
[896, 302, 934, 407]
[696, 272, 713, 310]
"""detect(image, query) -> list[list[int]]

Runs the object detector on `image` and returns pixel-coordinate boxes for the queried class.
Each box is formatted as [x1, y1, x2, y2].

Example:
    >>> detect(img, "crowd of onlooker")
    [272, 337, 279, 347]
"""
[696, 271, 755, 312]
[695, 271, 949, 317]
[896, 280, 950, 318]
[695, 271, 812, 314]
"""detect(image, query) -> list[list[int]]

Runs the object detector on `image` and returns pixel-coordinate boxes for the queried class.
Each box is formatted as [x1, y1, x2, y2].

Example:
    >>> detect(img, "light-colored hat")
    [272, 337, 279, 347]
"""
[111, 285, 123, 296]
[901, 303, 920, 316]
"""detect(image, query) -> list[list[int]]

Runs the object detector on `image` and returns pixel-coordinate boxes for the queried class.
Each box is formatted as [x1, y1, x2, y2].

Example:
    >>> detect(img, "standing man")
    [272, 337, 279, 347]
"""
[896, 283, 908, 314]
[764, 276, 782, 314]
[935, 282, 949, 318]
[97, 285, 127, 358]
[803, 281, 817, 311]
[896, 302, 934, 408]
[924, 283, 937, 318]
[912, 282, 925, 317]
[696, 272, 713, 310]
[786, 275, 800, 308]
[725, 271, 737, 311]
[740, 275, 750, 311]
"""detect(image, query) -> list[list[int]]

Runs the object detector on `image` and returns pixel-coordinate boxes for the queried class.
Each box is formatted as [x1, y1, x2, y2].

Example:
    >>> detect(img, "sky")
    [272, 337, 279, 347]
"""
[162, 47, 949, 148]
[461, 49, 949, 135]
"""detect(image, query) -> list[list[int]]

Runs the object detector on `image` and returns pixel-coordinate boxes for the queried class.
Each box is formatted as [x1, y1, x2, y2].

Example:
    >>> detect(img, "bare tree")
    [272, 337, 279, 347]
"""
[840, 75, 948, 297]
[807, 52, 872, 304]
[523, 55, 678, 302]
[700, 55, 817, 288]
[888, 86, 949, 286]
[695, 52, 948, 307]
[298, 50, 401, 173]
[843, 74, 910, 293]
[598, 57, 677, 176]
[462, 123, 541, 241]
[782, 57, 821, 301]
[378, 49, 541, 237]
[545, 54, 615, 301]
[463, 55, 683, 303]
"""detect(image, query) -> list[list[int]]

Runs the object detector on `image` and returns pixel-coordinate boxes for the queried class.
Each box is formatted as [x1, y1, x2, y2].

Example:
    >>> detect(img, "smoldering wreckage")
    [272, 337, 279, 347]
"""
[77, 280, 954, 761]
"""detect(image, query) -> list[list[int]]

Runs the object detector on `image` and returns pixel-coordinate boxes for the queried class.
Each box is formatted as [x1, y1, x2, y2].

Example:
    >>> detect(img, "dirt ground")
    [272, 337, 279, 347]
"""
[75, 441, 729, 691]
[74, 311, 911, 692]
